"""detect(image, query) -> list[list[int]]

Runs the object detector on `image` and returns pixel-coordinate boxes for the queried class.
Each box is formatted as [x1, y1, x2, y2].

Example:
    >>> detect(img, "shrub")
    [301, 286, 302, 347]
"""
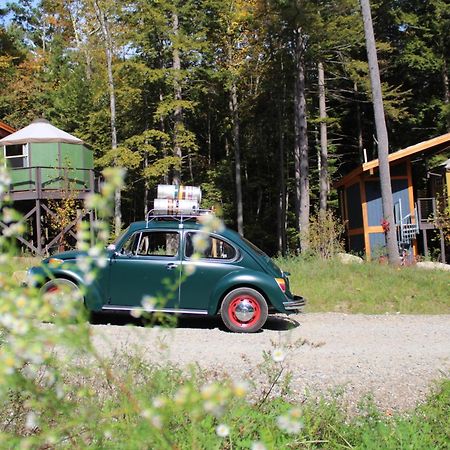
[302, 210, 345, 259]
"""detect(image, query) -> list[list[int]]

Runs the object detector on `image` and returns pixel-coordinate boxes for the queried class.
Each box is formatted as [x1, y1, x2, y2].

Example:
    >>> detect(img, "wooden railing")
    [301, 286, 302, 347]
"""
[8, 166, 97, 197]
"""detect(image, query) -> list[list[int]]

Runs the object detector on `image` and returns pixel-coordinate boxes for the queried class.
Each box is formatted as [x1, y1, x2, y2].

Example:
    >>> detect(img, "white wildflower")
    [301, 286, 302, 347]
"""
[232, 379, 249, 397]
[55, 384, 64, 399]
[104, 430, 112, 439]
[88, 246, 101, 258]
[2, 207, 15, 223]
[142, 296, 155, 312]
[184, 263, 196, 276]
[193, 233, 209, 253]
[12, 320, 29, 335]
[130, 309, 142, 318]
[76, 256, 90, 273]
[251, 442, 267, 450]
[276, 412, 304, 434]
[272, 348, 285, 363]
[215, 424, 230, 438]
[96, 256, 108, 268]
[84, 272, 96, 285]
[151, 415, 162, 429]
[152, 396, 166, 408]
[25, 412, 38, 430]
[200, 383, 217, 399]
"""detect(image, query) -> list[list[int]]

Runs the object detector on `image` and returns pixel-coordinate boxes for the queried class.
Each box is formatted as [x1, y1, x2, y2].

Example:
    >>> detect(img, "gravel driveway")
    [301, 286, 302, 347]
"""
[89, 313, 450, 413]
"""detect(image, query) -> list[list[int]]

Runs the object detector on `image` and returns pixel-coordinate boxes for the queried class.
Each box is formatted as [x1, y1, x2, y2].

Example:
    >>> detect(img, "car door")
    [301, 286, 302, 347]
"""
[179, 231, 241, 311]
[108, 229, 181, 309]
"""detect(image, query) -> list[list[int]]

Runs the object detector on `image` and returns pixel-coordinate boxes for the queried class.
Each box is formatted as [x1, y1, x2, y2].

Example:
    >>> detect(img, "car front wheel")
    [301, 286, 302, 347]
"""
[40, 278, 84, 320]
[220, 287, 268, 333]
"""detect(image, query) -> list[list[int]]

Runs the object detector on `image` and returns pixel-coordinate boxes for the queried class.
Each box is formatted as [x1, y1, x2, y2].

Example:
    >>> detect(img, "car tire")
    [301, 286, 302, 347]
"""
[40, 278, 84, 320]
[220, 287, 268, 333]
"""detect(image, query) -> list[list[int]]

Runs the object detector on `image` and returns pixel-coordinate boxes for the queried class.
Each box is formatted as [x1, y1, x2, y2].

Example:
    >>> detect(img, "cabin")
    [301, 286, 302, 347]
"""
[336, 133, 450, 262]
[0, 118, 96, 255]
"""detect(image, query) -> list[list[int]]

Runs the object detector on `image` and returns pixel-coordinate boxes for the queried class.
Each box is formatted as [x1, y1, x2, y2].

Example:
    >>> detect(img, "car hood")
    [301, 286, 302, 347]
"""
[43, 250, 85, 262]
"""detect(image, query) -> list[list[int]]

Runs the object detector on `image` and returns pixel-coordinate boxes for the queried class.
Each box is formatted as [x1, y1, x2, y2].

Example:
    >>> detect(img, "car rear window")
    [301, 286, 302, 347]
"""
[185, 232, 236, 260]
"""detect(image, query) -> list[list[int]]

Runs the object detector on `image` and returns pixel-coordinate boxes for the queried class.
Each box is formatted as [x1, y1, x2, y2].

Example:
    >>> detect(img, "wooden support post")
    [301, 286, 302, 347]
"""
[89, 169, 95, 193]
[36, 199, 42, 255]
[423, 229, 428, 258]
[439, 229, 446, 263]
[89, 209, 95, 246]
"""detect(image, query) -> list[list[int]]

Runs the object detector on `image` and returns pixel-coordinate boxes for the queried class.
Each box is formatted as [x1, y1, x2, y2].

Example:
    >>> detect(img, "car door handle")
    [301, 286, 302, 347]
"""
[166, 263, 177, 270]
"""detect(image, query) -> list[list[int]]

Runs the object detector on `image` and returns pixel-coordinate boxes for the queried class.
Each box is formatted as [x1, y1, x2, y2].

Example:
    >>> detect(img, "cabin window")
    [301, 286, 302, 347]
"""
[3, 144, 29, 168]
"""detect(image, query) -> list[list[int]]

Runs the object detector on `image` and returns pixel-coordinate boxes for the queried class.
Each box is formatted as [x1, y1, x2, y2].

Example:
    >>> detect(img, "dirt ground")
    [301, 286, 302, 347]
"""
[82, 312, 450, 413]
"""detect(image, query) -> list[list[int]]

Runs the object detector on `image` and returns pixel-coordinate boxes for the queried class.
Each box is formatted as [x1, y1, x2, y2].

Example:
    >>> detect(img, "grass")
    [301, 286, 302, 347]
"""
[276, 256, 450, 314]
[2, 359, 449, 449]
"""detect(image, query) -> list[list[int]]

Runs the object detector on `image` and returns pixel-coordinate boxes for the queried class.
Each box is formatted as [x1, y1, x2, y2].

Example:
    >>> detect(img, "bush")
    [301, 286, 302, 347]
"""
[302, 210, 345, 259]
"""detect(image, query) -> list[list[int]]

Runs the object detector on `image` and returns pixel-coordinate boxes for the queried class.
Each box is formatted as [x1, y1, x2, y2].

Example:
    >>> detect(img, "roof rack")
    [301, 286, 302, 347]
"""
[145, 208, 214, 227]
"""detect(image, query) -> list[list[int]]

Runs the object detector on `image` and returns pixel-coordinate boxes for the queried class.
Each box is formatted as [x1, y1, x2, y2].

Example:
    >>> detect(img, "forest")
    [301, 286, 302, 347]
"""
[1, 0, 449, 255]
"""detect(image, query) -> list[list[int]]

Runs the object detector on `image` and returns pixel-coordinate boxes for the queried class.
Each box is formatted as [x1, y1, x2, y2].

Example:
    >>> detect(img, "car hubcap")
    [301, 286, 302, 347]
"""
[228, 295, 261, 327]
[234, 299, 256, 322]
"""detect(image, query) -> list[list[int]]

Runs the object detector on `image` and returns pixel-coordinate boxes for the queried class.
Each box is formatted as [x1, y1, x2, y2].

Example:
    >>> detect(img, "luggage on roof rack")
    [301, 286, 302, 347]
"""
[146, 184, 212, 226]
[145, 208, 213, 226]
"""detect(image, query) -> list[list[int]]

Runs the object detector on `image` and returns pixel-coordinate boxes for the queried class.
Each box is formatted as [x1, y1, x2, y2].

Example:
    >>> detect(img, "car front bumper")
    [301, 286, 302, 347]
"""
[283, 295, 306, 312]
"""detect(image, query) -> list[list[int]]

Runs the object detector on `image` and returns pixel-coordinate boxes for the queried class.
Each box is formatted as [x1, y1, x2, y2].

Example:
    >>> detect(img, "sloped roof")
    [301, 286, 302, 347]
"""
[336, 132, 450, 187]
[0, 120, 15, 135]
[0, 118, 83, 145]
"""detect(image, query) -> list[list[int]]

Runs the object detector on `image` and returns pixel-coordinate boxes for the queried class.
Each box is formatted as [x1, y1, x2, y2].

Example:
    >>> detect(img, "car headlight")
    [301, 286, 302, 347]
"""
[48, 258, 64, 266]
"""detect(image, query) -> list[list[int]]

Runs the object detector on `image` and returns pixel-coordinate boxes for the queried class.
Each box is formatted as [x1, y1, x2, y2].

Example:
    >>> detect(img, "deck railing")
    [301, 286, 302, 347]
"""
[8, 166, 97, 197]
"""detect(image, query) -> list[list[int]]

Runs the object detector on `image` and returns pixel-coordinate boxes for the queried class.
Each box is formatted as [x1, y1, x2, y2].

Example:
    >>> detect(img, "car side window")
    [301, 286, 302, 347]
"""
[136, 231, 179, 257]
[120, 233, 138, 255]
[185, 232, 236, 260]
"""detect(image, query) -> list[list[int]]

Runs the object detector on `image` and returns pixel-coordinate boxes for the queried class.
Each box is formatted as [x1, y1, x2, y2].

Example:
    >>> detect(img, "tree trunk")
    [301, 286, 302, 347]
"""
[360, 0, 400, 265]
[230, 78, 244, 236]
[443, 58, 449, 131]
[293, 28, 309, 252]
[144, 152, 149, 218]
[354, 82, 365, 161]
[158, 89, 169, 184]
[277, 107, 286, 256]
[276, 56, 286, 256]
[94, 1, 121, 236]
[172, 11, 182, 185]
[318, 62, 328, 216]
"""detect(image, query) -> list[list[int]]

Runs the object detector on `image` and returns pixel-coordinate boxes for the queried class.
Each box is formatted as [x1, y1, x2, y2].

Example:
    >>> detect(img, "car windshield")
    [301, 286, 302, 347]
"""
[111, 226, 130, 248]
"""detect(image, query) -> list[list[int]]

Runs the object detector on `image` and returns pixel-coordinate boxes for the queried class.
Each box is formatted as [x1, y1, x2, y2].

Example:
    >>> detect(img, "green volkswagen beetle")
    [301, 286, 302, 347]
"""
[28, 214, 305, 333]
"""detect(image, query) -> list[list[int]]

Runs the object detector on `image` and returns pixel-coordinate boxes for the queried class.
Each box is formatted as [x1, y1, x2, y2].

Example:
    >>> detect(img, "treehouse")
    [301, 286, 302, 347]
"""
[0, 118, 96, 255]
[336, 133, 450, 262]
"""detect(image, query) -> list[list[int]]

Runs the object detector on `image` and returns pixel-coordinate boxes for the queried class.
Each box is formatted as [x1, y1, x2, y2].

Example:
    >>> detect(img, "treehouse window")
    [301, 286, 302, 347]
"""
[4, 144, 29, 169]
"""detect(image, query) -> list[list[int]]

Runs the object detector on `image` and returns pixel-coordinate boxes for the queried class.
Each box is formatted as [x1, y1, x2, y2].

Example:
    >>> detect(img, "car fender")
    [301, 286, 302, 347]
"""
[207, 269, 286, 315]
[28, 266, 104, 311]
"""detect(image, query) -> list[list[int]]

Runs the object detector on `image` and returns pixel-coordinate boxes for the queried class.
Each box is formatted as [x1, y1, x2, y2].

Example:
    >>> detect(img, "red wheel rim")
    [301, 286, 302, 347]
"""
[46, 286, 59, 293]
[228, 294, 261, 328]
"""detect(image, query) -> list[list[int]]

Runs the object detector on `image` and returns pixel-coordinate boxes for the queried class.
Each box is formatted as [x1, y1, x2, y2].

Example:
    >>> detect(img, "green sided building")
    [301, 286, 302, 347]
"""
[0, 118, 96, 255]
[0, 118, 94, 195]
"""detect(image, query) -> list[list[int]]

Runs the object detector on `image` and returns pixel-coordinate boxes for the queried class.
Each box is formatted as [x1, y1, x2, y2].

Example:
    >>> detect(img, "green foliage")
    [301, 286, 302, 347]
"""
[276, 256, 450, 314]
[0, 0, 449, 253]
[301, 210, 345, 259]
